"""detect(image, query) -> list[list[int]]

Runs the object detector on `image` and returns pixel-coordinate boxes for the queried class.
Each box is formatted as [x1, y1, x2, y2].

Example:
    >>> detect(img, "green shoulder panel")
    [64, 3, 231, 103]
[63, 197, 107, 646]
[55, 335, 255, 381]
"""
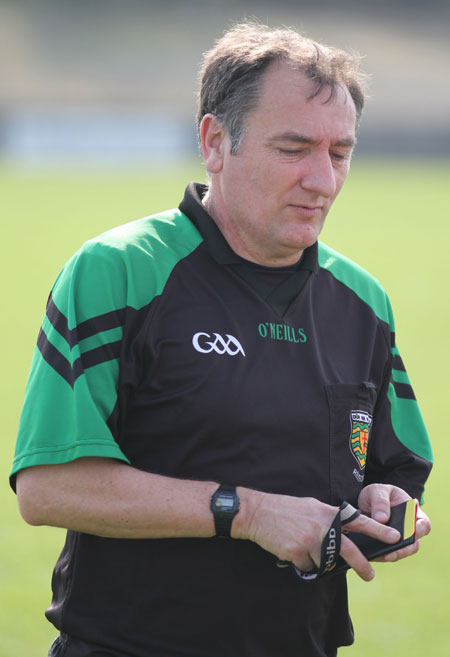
[318, 241, 433, 464]
[57, 208, 203, 320]
[11, 209, 202, 484]
[318, 241, 390, 324]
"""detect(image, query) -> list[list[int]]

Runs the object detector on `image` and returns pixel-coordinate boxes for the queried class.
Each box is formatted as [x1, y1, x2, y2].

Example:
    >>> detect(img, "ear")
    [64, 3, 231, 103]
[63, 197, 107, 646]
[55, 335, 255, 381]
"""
[200, 114, 227, 174]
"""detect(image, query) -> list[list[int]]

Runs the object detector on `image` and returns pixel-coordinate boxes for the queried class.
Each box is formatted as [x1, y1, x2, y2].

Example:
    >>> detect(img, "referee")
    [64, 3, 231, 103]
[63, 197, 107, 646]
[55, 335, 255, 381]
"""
[11, 21, 432, 657]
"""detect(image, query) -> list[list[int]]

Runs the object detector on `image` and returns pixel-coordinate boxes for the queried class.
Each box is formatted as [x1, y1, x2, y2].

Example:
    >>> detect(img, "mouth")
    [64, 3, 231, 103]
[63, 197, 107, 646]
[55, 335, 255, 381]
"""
[288, 204, 323, 218]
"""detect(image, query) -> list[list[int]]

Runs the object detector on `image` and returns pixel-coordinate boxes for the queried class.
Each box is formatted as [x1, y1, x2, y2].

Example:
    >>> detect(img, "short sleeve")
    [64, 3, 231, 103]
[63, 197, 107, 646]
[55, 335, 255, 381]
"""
[10, 241, 131, 490]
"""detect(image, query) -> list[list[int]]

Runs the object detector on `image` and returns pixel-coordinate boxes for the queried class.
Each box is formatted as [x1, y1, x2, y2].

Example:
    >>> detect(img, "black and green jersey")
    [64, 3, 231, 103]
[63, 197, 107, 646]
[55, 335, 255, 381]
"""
[11, 183, 432, 657]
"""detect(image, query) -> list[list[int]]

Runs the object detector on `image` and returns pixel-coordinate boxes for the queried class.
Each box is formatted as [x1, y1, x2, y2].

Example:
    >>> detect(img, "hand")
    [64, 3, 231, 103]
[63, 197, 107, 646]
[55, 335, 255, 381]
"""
[358, 484, 431, 563]
[234, 489, 401, 581]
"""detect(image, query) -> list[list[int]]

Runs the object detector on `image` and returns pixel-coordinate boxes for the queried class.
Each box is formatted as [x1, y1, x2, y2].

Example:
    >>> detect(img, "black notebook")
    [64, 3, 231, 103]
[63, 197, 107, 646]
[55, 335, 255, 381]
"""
[332, 498, 417, 576]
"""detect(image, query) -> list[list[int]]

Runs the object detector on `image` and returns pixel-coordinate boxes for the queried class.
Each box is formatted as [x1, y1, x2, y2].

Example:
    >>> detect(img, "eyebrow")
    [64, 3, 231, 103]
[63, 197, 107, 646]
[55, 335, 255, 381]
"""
[267, 132, 355, 149]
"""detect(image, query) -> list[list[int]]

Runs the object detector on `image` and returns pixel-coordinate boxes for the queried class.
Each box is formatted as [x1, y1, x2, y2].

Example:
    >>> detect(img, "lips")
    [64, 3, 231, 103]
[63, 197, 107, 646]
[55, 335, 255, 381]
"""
[289, 204, 323, 218]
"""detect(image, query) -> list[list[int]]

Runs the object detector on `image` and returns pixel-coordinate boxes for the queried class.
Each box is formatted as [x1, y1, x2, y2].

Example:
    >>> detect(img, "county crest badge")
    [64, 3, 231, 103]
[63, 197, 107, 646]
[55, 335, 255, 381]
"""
[349, 410, 373, 470]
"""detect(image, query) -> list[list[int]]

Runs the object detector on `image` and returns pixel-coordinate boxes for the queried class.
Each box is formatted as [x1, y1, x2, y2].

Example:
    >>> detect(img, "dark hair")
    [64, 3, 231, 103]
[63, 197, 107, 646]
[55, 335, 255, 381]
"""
[198, 21, 367, 153]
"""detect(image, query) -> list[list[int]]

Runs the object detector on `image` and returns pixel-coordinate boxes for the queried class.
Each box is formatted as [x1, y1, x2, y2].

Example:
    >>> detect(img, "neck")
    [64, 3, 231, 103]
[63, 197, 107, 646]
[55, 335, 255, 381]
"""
[202, 189, 304, 267]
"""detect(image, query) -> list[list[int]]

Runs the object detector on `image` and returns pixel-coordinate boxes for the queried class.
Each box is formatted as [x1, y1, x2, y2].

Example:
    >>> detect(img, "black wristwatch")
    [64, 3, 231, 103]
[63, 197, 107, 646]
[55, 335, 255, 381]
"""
[210, 484, 240, 537]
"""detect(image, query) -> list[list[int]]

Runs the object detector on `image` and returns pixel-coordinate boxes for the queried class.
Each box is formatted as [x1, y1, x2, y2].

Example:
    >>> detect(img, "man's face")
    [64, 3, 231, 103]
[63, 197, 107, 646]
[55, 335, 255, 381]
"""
[205, 62, 357, 266]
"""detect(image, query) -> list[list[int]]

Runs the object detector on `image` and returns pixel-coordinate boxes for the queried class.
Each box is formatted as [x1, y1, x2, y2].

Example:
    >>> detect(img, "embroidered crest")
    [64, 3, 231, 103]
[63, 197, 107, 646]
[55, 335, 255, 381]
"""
[349, 410, 372, 470]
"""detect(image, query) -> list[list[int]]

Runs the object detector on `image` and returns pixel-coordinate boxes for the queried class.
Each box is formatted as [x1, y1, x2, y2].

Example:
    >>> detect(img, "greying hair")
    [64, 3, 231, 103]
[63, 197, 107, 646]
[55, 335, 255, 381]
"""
[198, 22, 367, 154]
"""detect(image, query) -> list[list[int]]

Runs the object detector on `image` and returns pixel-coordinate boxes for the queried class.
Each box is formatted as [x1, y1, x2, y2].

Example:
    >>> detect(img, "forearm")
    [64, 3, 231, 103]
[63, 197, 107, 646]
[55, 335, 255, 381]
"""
[16, 459, 405, 582]
[16, 458, 220, 539]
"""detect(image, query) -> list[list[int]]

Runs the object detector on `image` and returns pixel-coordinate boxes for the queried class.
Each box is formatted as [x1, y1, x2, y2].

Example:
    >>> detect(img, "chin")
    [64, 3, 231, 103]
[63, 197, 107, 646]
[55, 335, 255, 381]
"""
[300, 225, 323, 244]
[289, 233, 318, 251]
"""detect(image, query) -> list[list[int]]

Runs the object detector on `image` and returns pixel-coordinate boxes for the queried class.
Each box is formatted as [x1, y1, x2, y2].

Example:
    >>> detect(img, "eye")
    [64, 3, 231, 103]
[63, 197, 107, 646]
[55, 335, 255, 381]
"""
[330, 151, 351, 162]
[278, 148, 304, 156]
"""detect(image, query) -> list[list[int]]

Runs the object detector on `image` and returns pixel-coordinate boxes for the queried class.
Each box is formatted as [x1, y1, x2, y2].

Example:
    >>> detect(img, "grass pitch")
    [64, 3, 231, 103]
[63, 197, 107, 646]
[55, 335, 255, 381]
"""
[1, 159, 449, 656]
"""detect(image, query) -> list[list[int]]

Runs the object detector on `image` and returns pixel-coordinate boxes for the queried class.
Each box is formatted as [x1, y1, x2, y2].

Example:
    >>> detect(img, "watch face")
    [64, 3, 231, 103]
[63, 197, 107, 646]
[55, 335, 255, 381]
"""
[216, 497, 235, 510]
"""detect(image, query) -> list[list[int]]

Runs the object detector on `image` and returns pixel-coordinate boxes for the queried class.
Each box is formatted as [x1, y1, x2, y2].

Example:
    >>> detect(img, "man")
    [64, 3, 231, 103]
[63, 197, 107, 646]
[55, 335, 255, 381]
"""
[11, 22, 432, 657]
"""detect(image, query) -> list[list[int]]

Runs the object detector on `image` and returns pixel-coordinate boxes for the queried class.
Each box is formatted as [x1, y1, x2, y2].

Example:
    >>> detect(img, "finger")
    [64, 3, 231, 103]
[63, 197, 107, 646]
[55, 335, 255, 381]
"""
[416, 518, 431, 539]
[368, 485, 394, 523]
[415, 507, 431, 539]
[291, 550, 320, 578]
[294, 507, 342, 580]
[358, 484, 410, 523]
[379, 539, 421, 563]
[345, 511, 401, 543]
[340, 502, 360, 525]
[292, 555, 317, 574]
[277, 554, 317, 572]
[340, 533, 375, 581]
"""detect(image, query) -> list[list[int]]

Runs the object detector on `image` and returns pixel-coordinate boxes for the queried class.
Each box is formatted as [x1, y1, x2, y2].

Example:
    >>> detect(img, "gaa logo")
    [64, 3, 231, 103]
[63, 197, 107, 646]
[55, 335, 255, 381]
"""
[192, 332, 246, 357]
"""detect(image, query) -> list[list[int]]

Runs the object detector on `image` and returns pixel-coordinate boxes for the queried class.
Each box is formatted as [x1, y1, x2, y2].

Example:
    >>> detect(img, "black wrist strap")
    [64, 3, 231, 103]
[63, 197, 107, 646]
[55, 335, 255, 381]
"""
[293, 501, 361, 580]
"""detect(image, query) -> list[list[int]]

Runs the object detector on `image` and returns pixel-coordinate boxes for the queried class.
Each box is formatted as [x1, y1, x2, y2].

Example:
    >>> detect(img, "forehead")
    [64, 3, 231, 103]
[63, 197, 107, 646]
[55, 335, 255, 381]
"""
[247, 61, 356, 140]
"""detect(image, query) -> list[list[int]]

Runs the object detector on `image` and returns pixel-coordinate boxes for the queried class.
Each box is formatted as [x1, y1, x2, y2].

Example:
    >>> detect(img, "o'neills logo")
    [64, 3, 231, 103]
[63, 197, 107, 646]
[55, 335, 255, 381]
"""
[350, 410, 373, 470]
[192, 332, 245, 357]
[258, 322, 307, 344]
[323, 528, 337, 573]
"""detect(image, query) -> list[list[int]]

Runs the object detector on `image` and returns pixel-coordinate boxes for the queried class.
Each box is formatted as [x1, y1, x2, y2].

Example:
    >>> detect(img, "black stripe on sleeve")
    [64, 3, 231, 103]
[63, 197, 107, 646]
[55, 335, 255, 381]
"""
[77, 310, 126, 342]
[393, 354, 406, 372]
[392, 381, 416, 400]
[37, 331, 121, 388]
[37, 329, 76, 387]
[78, 341, 122, 371]
[46, 293, 126, 347]
[46, 294, 72, 345]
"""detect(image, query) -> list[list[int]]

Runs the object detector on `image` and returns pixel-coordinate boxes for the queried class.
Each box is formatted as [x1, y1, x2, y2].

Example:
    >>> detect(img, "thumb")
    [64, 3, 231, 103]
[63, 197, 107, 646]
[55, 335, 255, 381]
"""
[361, 484, 393, 524]
[373, 505, 390, 523]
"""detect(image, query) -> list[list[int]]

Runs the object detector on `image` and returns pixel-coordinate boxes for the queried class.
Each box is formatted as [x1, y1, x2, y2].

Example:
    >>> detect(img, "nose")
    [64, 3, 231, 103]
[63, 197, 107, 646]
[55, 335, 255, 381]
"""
[300, 152, 337, 198]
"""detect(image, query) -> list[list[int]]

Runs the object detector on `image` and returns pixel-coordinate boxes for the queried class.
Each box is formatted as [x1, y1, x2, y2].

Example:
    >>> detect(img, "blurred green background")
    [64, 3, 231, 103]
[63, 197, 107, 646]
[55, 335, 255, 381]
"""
[1, 0, 449, 655]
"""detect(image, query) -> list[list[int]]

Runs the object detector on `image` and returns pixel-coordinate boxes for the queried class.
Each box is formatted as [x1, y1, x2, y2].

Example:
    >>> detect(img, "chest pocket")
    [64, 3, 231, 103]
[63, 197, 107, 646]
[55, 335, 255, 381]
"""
[326, 382, 377, 506]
